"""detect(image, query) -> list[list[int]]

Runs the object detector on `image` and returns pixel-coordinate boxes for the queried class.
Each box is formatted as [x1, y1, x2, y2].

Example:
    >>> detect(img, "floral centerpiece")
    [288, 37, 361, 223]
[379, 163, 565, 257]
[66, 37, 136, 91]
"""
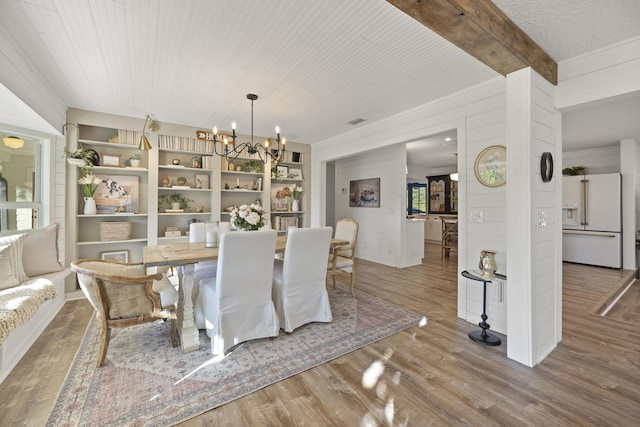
[78, 172, 102, 198]
[289, 183, 303, 200]
[229, 203, 267, 231]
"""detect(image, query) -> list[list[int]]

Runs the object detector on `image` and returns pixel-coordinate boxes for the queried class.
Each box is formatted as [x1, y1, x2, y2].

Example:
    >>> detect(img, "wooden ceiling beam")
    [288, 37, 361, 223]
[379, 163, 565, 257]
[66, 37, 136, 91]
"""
[387, 0, 558, 85]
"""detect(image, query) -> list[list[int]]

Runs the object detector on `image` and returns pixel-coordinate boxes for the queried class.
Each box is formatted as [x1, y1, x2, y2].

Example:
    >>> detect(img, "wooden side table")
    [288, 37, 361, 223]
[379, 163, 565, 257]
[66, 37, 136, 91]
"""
[461, 270, 503, 346]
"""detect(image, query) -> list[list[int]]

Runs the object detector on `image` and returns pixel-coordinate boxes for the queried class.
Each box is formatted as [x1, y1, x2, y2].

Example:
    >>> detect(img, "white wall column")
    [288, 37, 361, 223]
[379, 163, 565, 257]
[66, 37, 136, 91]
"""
[506, 68, 562, 367]
[620, 139, 638, 270]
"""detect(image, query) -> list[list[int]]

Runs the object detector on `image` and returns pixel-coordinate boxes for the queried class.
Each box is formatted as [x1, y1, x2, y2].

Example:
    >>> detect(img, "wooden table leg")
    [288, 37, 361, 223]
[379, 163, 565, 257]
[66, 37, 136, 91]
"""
[176, 263, 201, 352]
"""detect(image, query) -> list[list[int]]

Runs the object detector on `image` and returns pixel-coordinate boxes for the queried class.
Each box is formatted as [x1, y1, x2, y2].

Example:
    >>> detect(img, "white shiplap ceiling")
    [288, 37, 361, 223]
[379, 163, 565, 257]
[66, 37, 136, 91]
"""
[0, 0, 639, 166]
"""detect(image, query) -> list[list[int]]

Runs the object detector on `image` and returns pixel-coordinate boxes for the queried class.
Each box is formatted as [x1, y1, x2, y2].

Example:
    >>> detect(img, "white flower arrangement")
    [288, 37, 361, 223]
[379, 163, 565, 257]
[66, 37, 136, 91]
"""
[229, 203, 268, 231]
[78, 173, 102, 197]
[289, 184, 303, 200]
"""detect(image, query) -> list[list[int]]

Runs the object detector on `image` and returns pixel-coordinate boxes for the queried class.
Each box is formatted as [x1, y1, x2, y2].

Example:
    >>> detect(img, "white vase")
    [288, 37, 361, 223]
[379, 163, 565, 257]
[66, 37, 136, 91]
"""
[292, 199, 300, 212]
[130, 159, 141, 167]
[83, 197, 97, 215]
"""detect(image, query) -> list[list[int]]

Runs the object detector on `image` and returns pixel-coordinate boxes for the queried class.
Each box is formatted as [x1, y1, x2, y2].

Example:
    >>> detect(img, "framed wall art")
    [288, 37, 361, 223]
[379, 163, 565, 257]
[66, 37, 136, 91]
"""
[349, 178, 380, 207]
[474, 145, 506, 187]
[101, 250, 129, 263]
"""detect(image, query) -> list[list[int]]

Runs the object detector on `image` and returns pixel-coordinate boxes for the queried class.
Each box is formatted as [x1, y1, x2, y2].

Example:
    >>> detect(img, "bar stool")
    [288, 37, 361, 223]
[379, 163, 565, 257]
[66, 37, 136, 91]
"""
[461, 270, 502, 346]
[440, 217, 457, 259]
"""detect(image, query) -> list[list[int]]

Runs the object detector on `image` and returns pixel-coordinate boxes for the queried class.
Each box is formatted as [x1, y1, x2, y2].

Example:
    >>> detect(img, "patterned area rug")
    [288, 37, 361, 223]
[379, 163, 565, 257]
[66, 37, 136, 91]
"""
[47, 285, 426, 426]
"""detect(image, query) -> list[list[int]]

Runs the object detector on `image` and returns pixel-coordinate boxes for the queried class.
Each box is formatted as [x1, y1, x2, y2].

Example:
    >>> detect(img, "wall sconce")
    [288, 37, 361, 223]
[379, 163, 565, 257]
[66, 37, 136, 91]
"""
[139, 115, 153, 151]
[3, 136, 24, 149]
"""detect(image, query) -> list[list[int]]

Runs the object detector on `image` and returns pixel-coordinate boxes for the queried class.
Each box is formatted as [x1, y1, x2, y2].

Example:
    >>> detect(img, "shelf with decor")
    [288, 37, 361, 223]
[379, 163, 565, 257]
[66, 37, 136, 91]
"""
[270, 176, 304, 232]
[156, 143, 216, 240]
[220, 155, 266, 225]
[69, 123, 151, 264]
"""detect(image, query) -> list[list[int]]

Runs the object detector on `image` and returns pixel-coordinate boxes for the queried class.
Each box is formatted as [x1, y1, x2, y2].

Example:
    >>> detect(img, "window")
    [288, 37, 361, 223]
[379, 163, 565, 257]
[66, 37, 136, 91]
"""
[407, 183, 426, 215]
[0, 133, 43, 231]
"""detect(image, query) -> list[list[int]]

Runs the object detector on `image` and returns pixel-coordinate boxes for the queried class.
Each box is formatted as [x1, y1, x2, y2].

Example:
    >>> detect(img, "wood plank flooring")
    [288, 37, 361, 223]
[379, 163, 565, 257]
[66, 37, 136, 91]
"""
[1, 243, 638, 426]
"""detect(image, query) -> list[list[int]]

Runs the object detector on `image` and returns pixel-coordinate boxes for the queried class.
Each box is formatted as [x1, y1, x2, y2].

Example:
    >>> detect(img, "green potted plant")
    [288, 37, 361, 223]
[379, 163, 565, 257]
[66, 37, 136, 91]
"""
[158, 193, 193, 211]
[64, 147, 93, 170]
[244, 160, 262, 173]
[176, 176, 188, 186]
[271, 166, 284, 182]
[129, 153, 142, 167]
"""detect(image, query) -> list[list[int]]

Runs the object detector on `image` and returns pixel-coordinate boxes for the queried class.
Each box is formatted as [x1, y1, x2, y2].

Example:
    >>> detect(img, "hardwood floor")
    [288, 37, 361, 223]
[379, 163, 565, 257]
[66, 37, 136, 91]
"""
[1, 243, 638, 426]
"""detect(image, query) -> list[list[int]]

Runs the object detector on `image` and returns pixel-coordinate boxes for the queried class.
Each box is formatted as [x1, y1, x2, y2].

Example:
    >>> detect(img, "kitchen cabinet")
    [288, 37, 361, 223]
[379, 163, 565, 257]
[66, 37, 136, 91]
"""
[427, 175, 457, 214]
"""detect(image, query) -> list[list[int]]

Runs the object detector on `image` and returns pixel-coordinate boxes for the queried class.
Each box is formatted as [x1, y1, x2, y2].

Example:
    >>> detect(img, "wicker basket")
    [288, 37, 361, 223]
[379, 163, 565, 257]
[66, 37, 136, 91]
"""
[99, 222, 132, 241]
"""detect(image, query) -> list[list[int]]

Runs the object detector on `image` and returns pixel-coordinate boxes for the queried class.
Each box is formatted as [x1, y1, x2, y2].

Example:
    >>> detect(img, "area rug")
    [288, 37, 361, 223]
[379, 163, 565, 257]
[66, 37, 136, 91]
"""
[47, 285, 426, 426]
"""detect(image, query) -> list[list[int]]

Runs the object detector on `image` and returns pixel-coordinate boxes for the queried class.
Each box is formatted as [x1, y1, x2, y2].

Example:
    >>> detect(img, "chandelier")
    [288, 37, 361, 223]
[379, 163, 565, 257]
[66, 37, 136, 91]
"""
[200, 94, 285, 164]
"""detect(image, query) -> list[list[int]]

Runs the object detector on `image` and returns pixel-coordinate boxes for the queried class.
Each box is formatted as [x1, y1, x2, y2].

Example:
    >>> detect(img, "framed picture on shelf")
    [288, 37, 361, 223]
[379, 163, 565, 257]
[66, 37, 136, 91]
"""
[101, 250, 129, 263]
[288, 167, 303, 180]
[349, 177, 380, 208]
[276, 165, 288, 179]
[101, 154, 121, 167]
[195, 173, 209, 189]
[93, 175, 139, 214]
[290, 151, 303, 163]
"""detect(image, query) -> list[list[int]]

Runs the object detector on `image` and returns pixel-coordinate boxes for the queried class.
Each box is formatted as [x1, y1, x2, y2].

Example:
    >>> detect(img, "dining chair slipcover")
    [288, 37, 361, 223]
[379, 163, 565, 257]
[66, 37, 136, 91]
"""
[327, 218, 359, 297]
[70, 259, 178, 367]
[272, 227, 333, 333]
[189, 222, 217, 329]
[199, 230, 279, 355]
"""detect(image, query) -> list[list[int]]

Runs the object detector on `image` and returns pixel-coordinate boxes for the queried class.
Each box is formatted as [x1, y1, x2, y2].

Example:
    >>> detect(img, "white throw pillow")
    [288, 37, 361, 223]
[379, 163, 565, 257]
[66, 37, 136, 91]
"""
[0, 244, 21, 289]
[0, 223, 63, 277]
[0, 233, 28, 282]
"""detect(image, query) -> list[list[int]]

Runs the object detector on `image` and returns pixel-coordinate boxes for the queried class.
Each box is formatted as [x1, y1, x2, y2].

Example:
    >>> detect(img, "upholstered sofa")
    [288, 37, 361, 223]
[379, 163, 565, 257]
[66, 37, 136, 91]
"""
[0, 224, 68, 383]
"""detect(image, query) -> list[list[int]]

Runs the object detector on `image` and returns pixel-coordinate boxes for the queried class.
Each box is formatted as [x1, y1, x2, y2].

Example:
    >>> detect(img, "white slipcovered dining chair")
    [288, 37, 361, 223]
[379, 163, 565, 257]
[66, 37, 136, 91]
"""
[199, 229, 279, 355]
[272, 227, 333, 333]
[327, 218, 359, 297]
[190, 222, 217, 329]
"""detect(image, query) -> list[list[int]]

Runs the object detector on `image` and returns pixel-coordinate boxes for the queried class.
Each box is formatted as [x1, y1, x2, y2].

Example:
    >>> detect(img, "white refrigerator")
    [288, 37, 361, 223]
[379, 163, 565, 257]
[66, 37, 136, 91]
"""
[562, 173, 622, 268]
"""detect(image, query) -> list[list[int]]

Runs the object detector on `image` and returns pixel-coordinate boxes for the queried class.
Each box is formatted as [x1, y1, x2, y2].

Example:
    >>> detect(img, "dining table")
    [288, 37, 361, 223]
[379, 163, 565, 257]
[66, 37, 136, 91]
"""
[143, 235, 349, 352]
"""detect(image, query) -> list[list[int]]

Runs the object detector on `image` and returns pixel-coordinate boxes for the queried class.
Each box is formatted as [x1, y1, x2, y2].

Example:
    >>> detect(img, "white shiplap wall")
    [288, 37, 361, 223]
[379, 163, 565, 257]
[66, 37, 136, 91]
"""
[506, 68, 561, 367]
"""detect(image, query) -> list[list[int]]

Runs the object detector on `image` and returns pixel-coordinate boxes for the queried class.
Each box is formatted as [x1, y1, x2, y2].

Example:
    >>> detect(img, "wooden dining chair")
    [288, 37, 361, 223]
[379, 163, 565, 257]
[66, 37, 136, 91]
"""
[272, 227, 333, 333]
[199, 230, 279, 355]
[327, 218, 359, 297]
[70, 259, 178, 367]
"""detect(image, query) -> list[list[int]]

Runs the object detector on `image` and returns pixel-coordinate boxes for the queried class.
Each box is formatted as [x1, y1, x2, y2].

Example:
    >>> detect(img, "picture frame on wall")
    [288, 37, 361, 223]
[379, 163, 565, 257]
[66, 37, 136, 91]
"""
[101, 250, 129, 263]
[474, 145, 507, 187]
[349, 177, 380, 208]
